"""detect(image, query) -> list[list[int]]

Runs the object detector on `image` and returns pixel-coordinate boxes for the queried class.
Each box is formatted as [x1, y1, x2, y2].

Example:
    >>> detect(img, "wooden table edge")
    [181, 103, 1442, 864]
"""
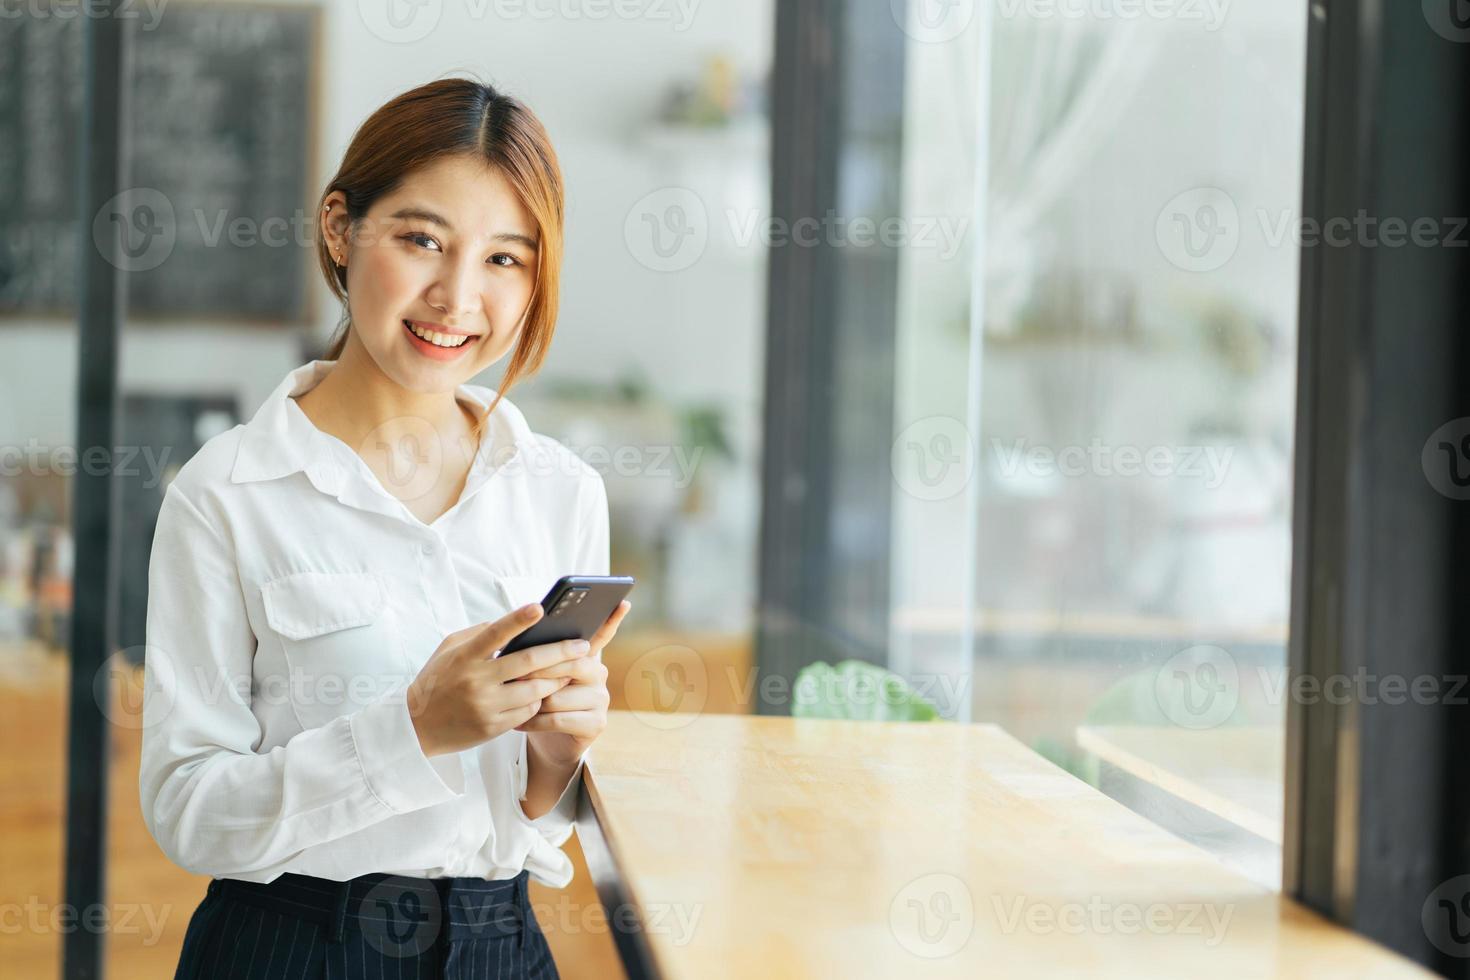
[1075, 725, 1285, 844]
[576, 758, 668, 980]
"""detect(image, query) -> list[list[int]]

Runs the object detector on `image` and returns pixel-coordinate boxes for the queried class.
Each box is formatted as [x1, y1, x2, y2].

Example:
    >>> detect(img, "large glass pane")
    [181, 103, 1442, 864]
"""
[4, 4, 773, 975]
[892, 2, 1307, 888]
[1, 12, 83, 979]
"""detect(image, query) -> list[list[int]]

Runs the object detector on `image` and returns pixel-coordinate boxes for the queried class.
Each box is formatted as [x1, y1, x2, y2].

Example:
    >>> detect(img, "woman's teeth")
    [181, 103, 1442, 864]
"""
[405, 321, 470, 348]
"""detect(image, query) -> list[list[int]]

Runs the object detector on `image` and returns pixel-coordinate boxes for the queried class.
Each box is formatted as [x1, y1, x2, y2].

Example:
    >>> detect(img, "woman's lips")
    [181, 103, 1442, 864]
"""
[403, 319, 480, 360]
[404, 319, 478, 337]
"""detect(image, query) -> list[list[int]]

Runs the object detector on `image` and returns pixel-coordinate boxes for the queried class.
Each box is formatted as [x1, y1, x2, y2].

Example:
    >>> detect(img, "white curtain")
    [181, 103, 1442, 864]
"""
[978, 16, 1161, 330]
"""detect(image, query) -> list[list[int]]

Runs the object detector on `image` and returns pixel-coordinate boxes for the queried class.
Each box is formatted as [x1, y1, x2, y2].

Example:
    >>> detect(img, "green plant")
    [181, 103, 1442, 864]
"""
[792, 660, 947, 722]
[680, 405, 733, 463]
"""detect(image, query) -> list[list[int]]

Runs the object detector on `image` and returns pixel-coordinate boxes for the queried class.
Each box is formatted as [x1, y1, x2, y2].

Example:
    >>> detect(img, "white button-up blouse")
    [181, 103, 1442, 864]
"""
[137, 358, 607, 888]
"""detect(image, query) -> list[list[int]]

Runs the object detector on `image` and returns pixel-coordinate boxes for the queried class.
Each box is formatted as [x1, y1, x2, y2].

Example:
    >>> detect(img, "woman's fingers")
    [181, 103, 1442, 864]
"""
[489, 637, 590, 681]
[592, 600, 631, 644]
[521, 654, 605, 684]
[516, 708, 603, 736]
[535, 675, 608, 713]
[501, 676, 571, 709]
[452, 604, 542, 661]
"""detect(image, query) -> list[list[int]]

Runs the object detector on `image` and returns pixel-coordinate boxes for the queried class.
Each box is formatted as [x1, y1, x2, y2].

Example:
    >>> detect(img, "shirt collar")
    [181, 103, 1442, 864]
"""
[229, 359, 539, 486]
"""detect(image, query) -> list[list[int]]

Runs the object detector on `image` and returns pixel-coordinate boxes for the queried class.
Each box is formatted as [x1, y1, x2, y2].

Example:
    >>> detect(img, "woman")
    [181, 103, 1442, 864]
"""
[139, 77, 629, 979]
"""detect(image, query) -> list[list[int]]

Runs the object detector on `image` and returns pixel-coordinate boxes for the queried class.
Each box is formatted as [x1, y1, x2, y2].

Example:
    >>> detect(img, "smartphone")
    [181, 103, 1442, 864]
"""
[496, 575, 636, 657]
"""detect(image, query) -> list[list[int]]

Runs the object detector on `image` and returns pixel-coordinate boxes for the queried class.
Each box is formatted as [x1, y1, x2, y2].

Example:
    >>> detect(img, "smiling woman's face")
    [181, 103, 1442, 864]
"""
[323, 153, 539, 393]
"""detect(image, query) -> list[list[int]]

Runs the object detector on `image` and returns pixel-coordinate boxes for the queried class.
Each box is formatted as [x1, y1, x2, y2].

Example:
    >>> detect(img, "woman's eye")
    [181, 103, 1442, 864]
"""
[403, 234, 517, 267]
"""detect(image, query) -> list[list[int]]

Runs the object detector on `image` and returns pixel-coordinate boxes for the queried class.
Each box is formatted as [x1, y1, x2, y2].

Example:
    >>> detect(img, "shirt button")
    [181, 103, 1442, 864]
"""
[421, 540, 437, 555]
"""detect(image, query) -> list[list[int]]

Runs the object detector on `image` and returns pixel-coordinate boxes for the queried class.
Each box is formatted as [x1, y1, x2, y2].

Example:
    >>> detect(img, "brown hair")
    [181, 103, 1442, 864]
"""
[315, 76, 565, 432]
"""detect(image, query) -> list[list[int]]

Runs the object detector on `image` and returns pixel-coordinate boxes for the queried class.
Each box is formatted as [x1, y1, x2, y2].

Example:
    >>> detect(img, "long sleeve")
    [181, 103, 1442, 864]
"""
[511, 468, 609, 855]
[513, 734, 586, 850]
[138, 482, 467, 878]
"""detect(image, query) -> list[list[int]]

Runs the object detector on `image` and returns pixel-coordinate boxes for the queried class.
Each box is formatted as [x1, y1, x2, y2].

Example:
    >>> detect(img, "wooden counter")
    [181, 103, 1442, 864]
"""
[575, 711, 1427, 979]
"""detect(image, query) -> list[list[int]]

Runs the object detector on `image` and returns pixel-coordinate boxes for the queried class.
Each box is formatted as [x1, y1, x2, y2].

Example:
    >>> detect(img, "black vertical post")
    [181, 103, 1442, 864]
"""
[64, 6, 128, 978]
[756, 0, 906, 707]
[758, 0, 843, 703]
[1286, 0, 1470, 971]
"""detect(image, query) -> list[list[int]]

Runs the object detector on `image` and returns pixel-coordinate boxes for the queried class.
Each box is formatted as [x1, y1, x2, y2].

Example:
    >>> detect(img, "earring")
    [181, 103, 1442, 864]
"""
[324, 204, 342, 264]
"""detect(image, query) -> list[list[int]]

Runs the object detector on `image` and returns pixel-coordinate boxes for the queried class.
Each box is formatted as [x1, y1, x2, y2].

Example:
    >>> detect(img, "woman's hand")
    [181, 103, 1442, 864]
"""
[406, 604, 593, 758]
[515, 599, 631, 764]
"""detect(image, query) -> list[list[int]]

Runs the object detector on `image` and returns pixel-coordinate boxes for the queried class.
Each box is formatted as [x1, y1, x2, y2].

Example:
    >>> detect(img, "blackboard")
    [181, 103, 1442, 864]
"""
[0, 2, 321, 323]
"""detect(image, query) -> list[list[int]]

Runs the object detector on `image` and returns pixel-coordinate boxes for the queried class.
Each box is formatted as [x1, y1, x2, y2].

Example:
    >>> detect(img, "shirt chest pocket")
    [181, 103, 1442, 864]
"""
[492, 573, 553, 615]
[260, 570, 413, 730]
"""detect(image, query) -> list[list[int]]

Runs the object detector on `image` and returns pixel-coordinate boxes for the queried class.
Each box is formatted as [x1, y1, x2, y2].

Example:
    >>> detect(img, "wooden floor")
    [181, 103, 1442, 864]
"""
[0, 629, 751, 978]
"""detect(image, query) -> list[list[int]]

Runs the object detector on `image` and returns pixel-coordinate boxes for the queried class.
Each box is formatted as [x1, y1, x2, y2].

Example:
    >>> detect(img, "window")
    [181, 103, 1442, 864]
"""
[889, 2, 1308, 888]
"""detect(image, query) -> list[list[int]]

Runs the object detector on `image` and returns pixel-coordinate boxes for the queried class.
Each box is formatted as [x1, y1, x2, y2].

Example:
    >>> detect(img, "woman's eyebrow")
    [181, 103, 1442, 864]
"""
[493, 231, 539, 251]
[389, 206, 538, 250]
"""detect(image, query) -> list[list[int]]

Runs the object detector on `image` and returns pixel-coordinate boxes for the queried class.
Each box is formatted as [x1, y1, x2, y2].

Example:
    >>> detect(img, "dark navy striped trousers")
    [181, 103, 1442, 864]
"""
[172, 869, 559, 979]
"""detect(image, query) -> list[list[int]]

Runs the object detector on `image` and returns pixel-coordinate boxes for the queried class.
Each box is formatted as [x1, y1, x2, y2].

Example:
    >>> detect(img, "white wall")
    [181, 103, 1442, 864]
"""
[3, 0, 775, 454]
